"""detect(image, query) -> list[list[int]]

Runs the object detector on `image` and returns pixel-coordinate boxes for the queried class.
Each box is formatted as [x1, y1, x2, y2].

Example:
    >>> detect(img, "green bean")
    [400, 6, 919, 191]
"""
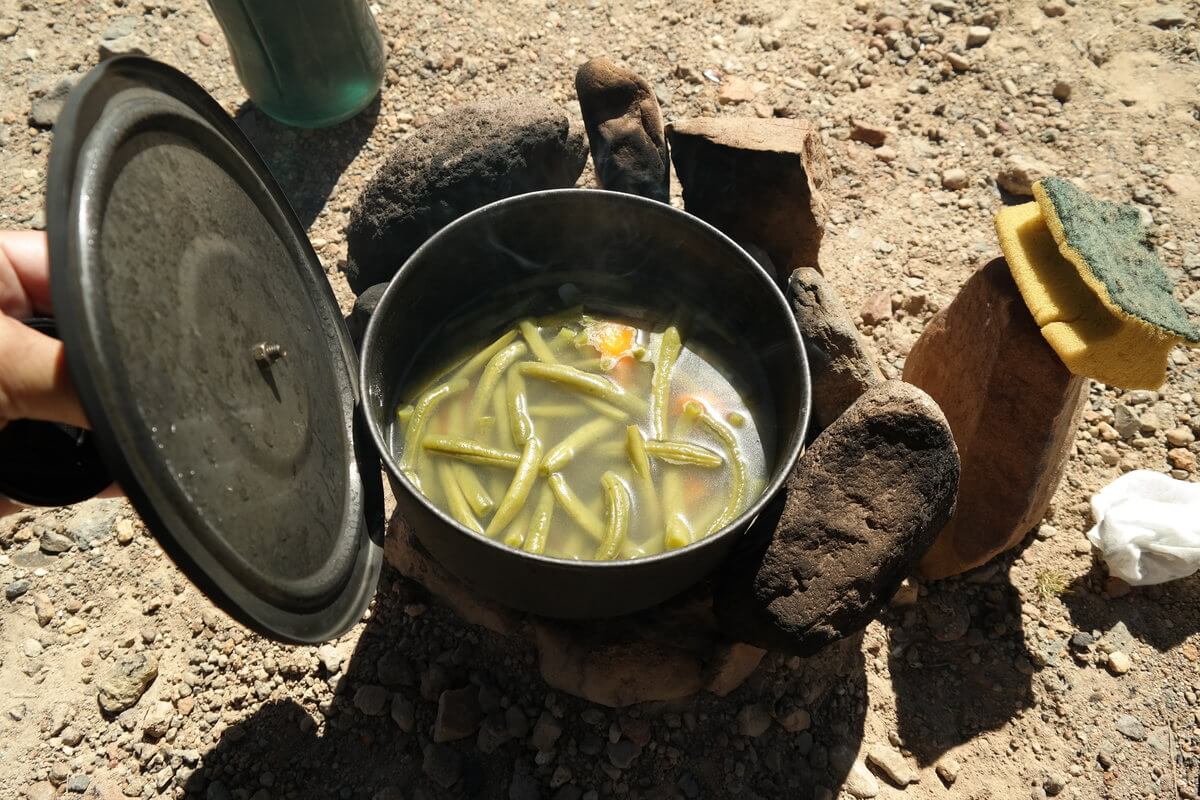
[501, 507, 531, 549]
[664, 517, 693, 550]
[453, 464, 494, 517]
[522, 483, 556, 555]
[485, 437, 543, 536]
[396, 405, 414, 425]
[625, 426, 661, 533]
[527, 403, 588, 419]
[422, 435, 521, 468]
[661, 401, 702, 550]
[581, 397, 630, 422]
[465, 341, 527, 431]
[400, 379, 469, 485]
[518, 319, 560, 364]
[593, 441, 626, 459]
[650, 325, 683, 440]
[437, 462, 484, 534]
[571, 357, 607, 372]
[541, 418, 616, 474]
[505, 370, 535, 445]
[547, 472, 605, 541]
[518, 362, 646, 415]
[595, 472, 631, 561]
[645, 440, 724, 469]
[535, 306, 585, 329]
[697, 404, 749, 535]
[548, 327, 580, 353]
[450, 329, 519, 381]
[491, 387, 514, 450]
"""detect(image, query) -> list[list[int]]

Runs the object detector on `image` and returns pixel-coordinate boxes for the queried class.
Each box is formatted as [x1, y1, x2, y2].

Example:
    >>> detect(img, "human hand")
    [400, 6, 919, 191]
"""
[0, 230, 113, 517]
[0, 230, 87, 431]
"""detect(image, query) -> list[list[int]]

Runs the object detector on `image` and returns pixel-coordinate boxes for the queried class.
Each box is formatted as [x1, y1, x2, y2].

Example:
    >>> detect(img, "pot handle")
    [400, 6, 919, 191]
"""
[345, 282, 388, 352]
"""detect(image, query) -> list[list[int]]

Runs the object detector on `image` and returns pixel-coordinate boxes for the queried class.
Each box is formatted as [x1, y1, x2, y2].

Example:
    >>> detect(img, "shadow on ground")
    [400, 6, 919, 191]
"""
[1062, 562, 1200, 652]
[234, 95, 381, 230]
[885, 556, 1036, 768]
[185, 546, 870, 799]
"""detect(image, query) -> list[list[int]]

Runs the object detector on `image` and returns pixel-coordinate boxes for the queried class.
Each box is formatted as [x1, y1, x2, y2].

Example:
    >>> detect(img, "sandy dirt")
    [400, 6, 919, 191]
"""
[1, 0, 1199, 798]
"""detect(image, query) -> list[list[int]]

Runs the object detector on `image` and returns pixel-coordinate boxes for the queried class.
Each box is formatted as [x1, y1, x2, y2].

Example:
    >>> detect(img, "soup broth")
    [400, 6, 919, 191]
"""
[392, 310, 771, 561]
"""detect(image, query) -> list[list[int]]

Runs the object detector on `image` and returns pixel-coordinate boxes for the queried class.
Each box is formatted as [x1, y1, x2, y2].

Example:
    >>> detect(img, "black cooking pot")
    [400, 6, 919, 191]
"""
[360, 190, 811, 618]
[34, 56, 809, 642]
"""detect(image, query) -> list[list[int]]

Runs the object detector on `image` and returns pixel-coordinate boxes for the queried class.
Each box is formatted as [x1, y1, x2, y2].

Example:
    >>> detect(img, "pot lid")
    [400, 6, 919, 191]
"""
[46, 56, 383, 643]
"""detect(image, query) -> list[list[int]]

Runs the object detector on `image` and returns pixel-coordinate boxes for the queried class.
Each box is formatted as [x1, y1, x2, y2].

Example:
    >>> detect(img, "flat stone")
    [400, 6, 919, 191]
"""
[530, 710, 564, 751]
[866, 744, 919, 786]
[717, 76, 756, 104]
[29, 76, 77, 129]
[996, 153, 1055, 196]
[0, 19, 19, 37]
[935, 756, 959, 785]
[346, 95, 587, 293]
[97, 654, 158, 715]
[316, 644, 342, 674]
[575, 58, 669, 202]
[667, 117, 831, 279]
[844, 761, 879, 798]
[735, 703, 773, 737]
[101, 17, 137, 40]
[26, 782, 56, 800]
[606, 739, 641, 769]
[941, 168, 969, 190]
[966, 26, 992, 47]
[384, 517, 766, 707]
[353, 685, 389, 716]
[433, 686, 481, 742]
[905, 258, 1086, 578]
[390, 695, 415, 732]
[789, 268, 884, 435]
[713, 381, 960, 655]
[32, 592, 53, 626]
[39, 529, 74, 554]
[1116, 714, 1146, 741]
[849, 119, 890, 147]
[5, 579, 30, 601]
[1139, 6, 1187, 27]
[1107, 651, 1132, 674]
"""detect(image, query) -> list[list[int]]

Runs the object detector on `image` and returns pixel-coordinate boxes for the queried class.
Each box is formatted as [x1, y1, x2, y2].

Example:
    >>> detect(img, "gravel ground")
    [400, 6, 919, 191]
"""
[2, 0, 1200, 798]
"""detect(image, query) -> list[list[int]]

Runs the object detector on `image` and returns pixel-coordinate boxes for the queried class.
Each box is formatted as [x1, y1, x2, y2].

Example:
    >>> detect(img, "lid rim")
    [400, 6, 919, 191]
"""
[48, 56, 383, 644]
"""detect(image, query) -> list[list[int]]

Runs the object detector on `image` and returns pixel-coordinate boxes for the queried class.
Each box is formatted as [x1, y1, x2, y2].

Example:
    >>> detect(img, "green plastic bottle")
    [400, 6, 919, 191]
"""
[207, 0, 386, 128]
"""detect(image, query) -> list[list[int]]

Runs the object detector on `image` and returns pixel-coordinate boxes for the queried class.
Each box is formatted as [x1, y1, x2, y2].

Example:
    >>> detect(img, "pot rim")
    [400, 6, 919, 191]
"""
[360, 188, 811, 573]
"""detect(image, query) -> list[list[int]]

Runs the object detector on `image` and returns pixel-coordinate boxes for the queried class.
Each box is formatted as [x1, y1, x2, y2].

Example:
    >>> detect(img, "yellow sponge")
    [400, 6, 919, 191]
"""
[995, 180, 1197, 389]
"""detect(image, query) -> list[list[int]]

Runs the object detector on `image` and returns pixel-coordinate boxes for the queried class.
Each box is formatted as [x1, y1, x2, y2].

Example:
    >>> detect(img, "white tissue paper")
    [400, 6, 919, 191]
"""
[1086, 469, 1200, 586]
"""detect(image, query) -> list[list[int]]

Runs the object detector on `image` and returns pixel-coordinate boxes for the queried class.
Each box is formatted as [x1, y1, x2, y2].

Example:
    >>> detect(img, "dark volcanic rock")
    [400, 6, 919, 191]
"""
[789, 268, 884, 436]
[667, 117, 831, 281]
[346, 96, 587, 293]
[575, 58, 669, 202]
[714, 381, 959, 655]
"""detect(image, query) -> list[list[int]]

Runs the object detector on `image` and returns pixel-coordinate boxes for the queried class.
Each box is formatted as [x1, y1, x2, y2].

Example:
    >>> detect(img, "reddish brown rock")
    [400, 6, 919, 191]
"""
[384, 517, 763, 707]
[789, 268, 884, 435]
[714, 381, 960, 655]
[903, 257, 1086, 579]
[575, 58, 669, 202]
[667, 117, 832, 280]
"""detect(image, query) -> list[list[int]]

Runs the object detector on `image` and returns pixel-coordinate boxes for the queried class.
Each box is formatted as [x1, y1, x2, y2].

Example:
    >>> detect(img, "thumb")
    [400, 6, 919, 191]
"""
[0, 315, 89, 430]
